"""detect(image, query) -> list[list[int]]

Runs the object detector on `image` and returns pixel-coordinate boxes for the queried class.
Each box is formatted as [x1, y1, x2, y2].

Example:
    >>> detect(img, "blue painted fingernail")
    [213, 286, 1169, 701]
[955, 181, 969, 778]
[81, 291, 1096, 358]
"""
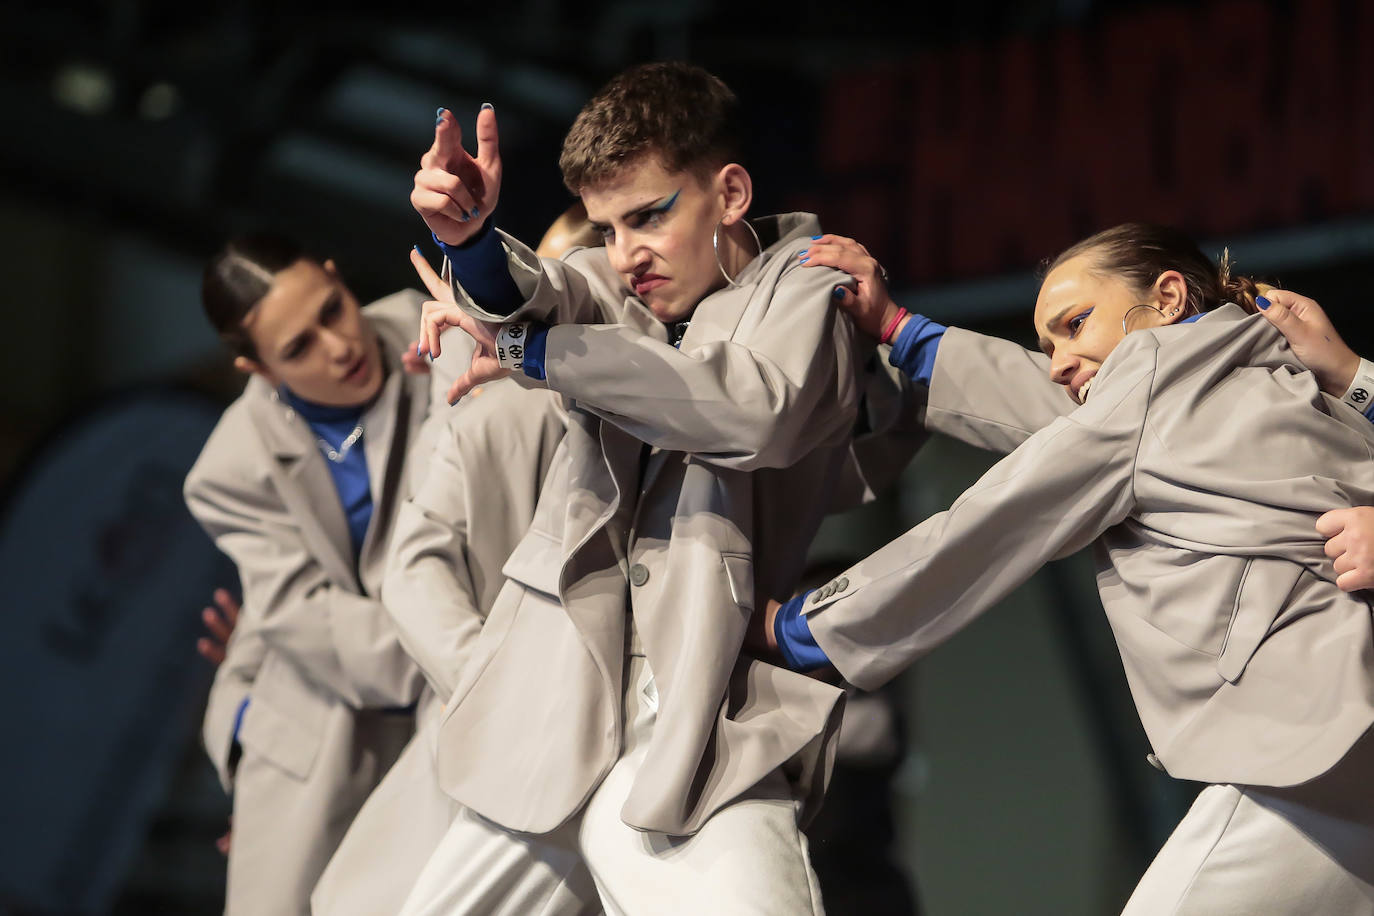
[435, 107, 446, 125]
[458, 213, 469, 223]
[480, 102, 494, 111]
[470, 207, 481, 218]
[1256, 295, 1270, 310]
[799, 257, 809, 264]
[417, 343, 423, 356]
[833, 286, 846, 299]
[811, 235, 822, 240]
[413, 244, 422, 254]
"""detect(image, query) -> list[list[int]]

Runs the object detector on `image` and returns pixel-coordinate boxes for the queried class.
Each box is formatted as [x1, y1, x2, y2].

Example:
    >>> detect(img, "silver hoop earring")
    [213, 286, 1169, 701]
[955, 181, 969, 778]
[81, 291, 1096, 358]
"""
[713, 218, 763, 289]
[1121, 303, 1164, 334]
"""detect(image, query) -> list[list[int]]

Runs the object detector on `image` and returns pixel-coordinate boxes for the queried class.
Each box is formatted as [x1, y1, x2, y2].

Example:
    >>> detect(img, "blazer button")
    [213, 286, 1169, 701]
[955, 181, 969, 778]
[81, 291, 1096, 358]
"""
[629, 563, 650, 587]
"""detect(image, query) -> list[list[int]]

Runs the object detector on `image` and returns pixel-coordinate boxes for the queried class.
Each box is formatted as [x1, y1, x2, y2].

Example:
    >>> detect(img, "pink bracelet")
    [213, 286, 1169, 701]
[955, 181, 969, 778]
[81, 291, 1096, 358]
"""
[880, 309, 908, 345]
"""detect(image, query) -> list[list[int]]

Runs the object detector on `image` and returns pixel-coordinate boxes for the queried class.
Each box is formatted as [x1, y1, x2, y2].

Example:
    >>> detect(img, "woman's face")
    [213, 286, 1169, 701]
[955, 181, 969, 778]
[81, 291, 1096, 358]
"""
[582, 156, 745, 324]
[1033, 253, 1185, 405]
[239, 259, 384, 407]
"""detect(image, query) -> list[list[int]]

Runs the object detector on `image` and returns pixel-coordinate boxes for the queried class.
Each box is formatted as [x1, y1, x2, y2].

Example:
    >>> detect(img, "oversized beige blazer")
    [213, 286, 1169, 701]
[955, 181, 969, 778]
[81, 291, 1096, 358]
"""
[186, 292, 453, 912]
[382, 380, 568, 699]
[808, 306, 1374, 789]
[433, 213, 860, 836]
[310, 379, 566, 916]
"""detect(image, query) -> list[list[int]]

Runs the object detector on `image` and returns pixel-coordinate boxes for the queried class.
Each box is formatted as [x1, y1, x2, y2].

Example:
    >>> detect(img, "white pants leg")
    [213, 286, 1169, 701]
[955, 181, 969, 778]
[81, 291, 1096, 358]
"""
[395, 805, 602, 916]
[576, 655, 825, 916]
[312, 715, 463, 916]
[397, 655, 823, 916]
[1121, 785, 1374, 911]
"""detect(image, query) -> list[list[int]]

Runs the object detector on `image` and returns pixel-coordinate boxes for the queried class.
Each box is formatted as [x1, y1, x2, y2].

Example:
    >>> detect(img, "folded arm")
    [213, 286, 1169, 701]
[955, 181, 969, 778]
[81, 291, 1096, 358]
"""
[185, 469, 423, 709]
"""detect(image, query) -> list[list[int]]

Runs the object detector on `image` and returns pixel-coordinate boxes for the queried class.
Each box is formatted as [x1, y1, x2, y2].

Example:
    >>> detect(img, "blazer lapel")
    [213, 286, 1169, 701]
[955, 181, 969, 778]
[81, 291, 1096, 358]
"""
[245, 381, 359, 591]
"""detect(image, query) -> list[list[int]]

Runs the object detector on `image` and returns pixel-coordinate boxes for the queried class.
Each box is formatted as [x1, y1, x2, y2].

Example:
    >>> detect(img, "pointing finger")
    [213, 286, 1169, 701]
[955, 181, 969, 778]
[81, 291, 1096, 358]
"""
[410, 247, 449, 302]
[475, 103, 501, 177]
[433, 108, 467, 171]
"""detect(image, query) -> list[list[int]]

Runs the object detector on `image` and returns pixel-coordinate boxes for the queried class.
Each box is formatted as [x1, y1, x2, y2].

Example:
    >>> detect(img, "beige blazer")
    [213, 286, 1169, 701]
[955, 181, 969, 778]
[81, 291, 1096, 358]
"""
[202, 610, 268, 790]
[310, 379, 565, 916]
[432, 213, 859, 835]
[807, 306, 1374, 789]
[186, 291, 452, 913]
[382, 380, 568, 698]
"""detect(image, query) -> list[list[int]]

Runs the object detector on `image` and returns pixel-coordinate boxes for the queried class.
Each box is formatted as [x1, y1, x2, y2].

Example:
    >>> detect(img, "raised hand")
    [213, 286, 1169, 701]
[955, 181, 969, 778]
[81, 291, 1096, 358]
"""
[1258, 290, 1360, 396]
[799, 234, 902, 342]
[411, 104, 502, 246]
[196, 588, 240, 667]
[409, 247, 510, 403]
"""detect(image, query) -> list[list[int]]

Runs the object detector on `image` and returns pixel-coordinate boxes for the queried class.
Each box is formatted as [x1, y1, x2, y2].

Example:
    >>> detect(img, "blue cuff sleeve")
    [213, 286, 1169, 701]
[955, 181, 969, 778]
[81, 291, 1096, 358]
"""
[436, 222, 524, 315]
[887, 313, 947, 387]
[231, 697, 250, 743]
[522, 323, 549, 381]
[1363, 401, 1374, 425]
[774, 592, 831, 672]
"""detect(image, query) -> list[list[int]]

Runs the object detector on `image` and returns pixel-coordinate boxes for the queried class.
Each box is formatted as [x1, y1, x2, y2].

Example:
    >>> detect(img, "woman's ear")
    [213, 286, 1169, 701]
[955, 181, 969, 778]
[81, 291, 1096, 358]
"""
[233, 354, 276, 385]
[716, 163, 753, 226]
[1155, 270, 1190, 324]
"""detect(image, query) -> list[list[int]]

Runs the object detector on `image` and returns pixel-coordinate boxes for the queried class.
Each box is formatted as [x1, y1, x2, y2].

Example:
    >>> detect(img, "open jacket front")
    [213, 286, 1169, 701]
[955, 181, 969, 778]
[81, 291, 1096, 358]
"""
[434, 214, 864, 835]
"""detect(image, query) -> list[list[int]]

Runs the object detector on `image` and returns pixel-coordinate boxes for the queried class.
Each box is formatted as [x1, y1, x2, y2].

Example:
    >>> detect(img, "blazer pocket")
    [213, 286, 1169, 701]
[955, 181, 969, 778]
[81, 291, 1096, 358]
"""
[721, 552, 755, 612]
[500, 527, 563, 597]
[237, 691, 322, 780]
[1217, 557, 1306, 684]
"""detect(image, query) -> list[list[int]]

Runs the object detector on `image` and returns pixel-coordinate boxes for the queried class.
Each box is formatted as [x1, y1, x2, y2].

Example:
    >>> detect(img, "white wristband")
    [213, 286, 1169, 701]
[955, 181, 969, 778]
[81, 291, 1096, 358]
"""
[496, 323, 529, 372]
[1340, 357, 1374, 413]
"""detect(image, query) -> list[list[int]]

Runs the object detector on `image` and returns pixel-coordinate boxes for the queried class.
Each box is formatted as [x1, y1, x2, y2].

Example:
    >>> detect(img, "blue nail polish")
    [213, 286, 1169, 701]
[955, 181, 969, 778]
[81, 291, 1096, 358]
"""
[811, 235, 822, 240]
[799, 257, 809, 264]
[458, 212, 469, 223]
[417, 343, 423, 357]
[1256, 295, 1270, 310]
[832, 286, 846, 299]
[470, 206, 481, 218]
[413, 244, 422, 254]
[480, 102, 494, 111]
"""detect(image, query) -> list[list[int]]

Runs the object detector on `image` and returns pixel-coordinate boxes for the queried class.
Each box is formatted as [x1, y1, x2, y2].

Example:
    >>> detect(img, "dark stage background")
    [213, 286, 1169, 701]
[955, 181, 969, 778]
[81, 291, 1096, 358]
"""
[1, 1, 1371, 913]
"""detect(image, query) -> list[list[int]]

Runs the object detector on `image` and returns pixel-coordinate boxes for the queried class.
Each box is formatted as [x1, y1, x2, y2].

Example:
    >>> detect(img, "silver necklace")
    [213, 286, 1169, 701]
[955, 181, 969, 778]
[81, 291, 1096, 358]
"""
[317, 425, 363, 463]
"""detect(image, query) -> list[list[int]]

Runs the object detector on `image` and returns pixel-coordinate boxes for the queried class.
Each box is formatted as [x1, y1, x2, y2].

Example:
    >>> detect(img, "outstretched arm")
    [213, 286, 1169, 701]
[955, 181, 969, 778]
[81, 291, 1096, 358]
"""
[773, 337, 1158, 689]
[803, 234, 1072, 454]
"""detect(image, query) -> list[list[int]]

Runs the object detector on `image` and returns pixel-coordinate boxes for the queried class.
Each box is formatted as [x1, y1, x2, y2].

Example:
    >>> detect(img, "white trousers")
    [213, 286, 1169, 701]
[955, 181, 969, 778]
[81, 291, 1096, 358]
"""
[1124, 728, 1374, 915]
[311, 711, 462, 916]
[397, 655, 825, 916]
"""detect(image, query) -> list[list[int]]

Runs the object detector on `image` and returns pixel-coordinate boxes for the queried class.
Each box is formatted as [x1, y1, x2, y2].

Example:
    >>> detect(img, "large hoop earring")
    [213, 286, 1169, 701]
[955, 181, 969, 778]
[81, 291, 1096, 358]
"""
[1121, 303, 1164, 334]
[713, 218, 763, 289]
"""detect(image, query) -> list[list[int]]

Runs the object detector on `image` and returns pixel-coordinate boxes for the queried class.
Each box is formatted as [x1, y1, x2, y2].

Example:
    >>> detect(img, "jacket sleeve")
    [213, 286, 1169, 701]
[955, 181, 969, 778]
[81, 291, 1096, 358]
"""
[382, 386, 566, 698]
[536, 262, 861, 471]
[925, 326, 1076, 454]
[184, 458, 424, 710]
[804, 336, 1160, 690]
[447, 232, 621, 326]
[200, 610, 266, 791]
